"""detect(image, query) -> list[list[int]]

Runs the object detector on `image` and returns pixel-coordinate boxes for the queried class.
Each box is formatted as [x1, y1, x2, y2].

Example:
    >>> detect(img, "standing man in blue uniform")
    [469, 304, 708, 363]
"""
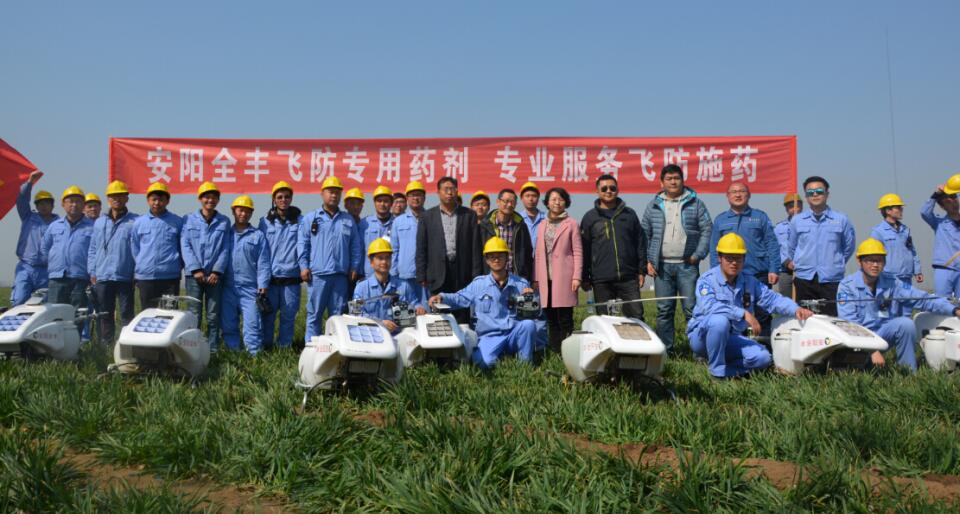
[298, 176, 363, 340]
[688, 233, 813, 379]
[391, 181, 428, 303]
[353, 239, 425, 333]
[41, 186, 94, 309]
[222, 196, 271, 355]
[362, 185, 395, 277]
[774, 193, 802, 297]
[429, 237, 537, 369]
[871, 193, 922, 287]
[519, 182, 544, 249]
[837, 239, 960, 372]
[181, 181, 230, 351]
[709, 182, 780, 336]
[87, 181, 138, 343]
[130, 182, 183, 309]
[921, 175, 960, 298]
[84, 193, 101, 220]
[786, 176, 856, 317]
[12, 171, 58, 306]
[391, 191, 407, 216]
[258, 180, 302, 350]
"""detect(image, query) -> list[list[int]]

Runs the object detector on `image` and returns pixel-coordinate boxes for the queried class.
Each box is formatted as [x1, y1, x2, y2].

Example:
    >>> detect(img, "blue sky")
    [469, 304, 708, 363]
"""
[1, 1, 958, 286]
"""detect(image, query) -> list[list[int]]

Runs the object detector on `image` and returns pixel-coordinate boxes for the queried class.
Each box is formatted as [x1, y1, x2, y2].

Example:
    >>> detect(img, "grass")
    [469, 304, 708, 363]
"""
[2, 287, 960, 511]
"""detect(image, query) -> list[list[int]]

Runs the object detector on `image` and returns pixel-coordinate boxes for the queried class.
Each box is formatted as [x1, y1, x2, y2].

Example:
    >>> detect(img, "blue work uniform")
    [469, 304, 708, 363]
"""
[180, 210, 231, 349]
[687, 266, 800, 378]
[87, 210, 139, 342]
[259, 210, 302, 348]
[222, 225, 271, 355]
[870, 221, 921, 286]
[709, 207, 780, 276]
[921, 198, 960, 297]
[352, 274, 422, 333]
[130, 211, 184, 281]
[12, 182, 59, 305]
[522, 209, 544, 249]
[389, 211, 428, 303]
[440, 273, 537, 369]
[297, 207, 363, 340]
[838, 271, 955, 371]
[773, 219, 793, 273]
[787, 207, 856, 282]
[362, 214, 394, 277]
[40, 216, 94, 306]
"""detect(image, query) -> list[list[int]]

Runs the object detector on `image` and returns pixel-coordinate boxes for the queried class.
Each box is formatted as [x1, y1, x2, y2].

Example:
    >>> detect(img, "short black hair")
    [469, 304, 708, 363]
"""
[595, 174, 617, 186]
[543, 187, 571, 208]
[393, 192, 405, 199]
[498, 188, 517, 200]
[803, 176, 830, 191]
[660, 164, 684, 181]
[437, 176, 458, 190]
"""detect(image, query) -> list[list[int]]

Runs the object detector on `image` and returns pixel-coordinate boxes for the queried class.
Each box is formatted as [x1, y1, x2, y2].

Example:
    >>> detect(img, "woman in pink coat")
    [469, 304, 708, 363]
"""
[533, 187, 583, 352]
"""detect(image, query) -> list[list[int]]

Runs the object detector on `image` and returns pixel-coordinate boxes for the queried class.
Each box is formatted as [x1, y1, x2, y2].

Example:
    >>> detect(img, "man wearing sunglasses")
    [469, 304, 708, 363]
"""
[641, 164, 712, 353]
[921, 174, 960, 297]
[581, 174, 647, 320]
[785, 176, 856, 316]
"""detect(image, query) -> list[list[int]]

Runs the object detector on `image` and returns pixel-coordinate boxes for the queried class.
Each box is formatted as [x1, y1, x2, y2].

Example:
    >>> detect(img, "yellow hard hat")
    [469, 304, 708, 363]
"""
[483, 237, 510, 255]
[272, 180, 293, 196]
[197, 181, 220, 198]
[520, 181, 539, 195]
[105, 180, 129, 196]
[876, 193, 904, 210]
[33, 190, 53, 202]
[367, 238, 393, 256]
[231, 195, 254, 210]
[405, 181, 426, 194]
[783, 193, 802, 205]
[716, 233, 748, 255]
[84, 193, 101, 204]
[471, 190, 490, 203]
[146, 182, 170, 197]
[61, 186, 84, 201]
[372, 185, 393, 199]
[345, 187, 364, 201]
[944, 174, 960, 195]
[321, 176, 343, 190]
[856, 238, 887, 258]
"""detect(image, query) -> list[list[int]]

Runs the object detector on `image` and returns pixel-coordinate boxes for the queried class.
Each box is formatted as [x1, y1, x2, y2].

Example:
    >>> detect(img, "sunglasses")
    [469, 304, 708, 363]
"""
[805, 188, 826, 197]
[599, 185, 618, 193]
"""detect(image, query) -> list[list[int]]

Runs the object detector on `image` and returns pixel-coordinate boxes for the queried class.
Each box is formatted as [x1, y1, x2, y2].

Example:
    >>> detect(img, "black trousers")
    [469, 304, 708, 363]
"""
[592, 278, 643, 319]
[752, 273, 773, 338]
[136, 279, 181, 311]
[433, 260, 470, 324]
[794, 275, 839, 317]
[544, 281, 573, 352]
[93, 281, 135, 343]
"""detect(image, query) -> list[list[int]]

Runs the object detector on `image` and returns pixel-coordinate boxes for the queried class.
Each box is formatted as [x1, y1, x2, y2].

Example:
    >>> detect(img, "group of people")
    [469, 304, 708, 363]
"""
[13, 165, 960, 377]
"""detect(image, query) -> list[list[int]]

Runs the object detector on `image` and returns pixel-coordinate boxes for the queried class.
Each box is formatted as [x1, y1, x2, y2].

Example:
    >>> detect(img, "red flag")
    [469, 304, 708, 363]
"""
[0, 139, 37, 219]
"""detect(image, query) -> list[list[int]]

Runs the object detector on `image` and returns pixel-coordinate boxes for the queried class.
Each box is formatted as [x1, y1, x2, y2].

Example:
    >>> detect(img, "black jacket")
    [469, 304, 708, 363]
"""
[416, 205, 482, 293]
[478, 210, 534, 281]
[580, 198, 647, 283]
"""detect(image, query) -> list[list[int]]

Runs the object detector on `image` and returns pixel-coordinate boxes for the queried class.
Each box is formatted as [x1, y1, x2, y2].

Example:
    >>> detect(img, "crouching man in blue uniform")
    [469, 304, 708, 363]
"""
[838, 238, 960, 372]
[222, 196, 271, 355]
[688, 233, 814, 379]
[353, 239, 425, 333]
[428, 237, 537, 369]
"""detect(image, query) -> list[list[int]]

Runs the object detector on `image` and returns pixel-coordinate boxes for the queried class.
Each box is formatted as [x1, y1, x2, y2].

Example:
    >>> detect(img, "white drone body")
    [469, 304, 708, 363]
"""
[0, 292, 83, 361]
[396, 303, 477, 368]
[298, 314, 403, 394]
[561, 314, 667, 383]
[770, 315, 888, 373]
[914, 313, 960, 371]
[112, 297, 208, 378]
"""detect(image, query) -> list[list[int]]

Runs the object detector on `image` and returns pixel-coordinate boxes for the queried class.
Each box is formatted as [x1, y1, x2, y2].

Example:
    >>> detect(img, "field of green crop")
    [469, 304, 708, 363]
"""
[1, 287, 960, 512]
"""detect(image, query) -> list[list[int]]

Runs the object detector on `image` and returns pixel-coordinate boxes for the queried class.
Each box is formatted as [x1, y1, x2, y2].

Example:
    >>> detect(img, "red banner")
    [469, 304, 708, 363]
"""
[0, 139, 38, 220]
[110, 136, 797, 195]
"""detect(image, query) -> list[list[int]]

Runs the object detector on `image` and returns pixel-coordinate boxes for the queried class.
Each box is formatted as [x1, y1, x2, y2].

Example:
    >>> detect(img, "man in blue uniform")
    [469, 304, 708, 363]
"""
[921, 175, 960, 297]
[429, 237, 537, 369]
[871, 193, 922, 287]
[837, 238, 960, 372]
[774, 193, 802, 297]
[87, 180, 138, 343]
[688, 233, 814, 379]
[519, 182, 544, 248]
[390, 181, 428, 303]
[41, 186, 94, 310]
[181, 181, 230, 351]
[222, 196, 271, 355]
[353, 239, 425, 333]
[362, 185, 395, 278]
[12, 170, 58, 306]
[130, 182, 183, 309]
[298, 176, 363, 340]
[258, 180, 302, 350]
